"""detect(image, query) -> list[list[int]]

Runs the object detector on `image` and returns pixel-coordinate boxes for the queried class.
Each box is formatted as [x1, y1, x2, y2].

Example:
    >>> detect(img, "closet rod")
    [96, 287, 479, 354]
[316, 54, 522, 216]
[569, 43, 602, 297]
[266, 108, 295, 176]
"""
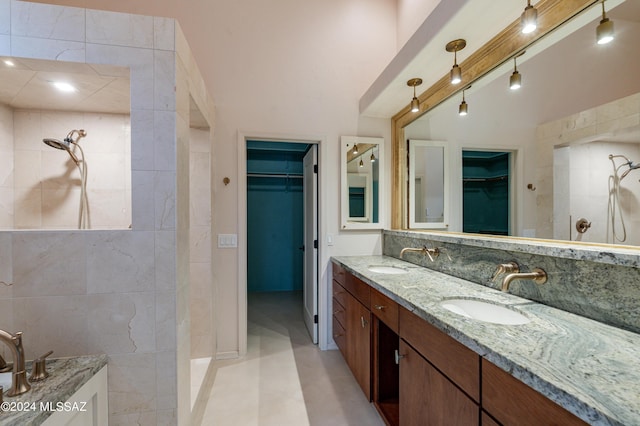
[247, 173, 303, 179]
[462, 175, 507, 183]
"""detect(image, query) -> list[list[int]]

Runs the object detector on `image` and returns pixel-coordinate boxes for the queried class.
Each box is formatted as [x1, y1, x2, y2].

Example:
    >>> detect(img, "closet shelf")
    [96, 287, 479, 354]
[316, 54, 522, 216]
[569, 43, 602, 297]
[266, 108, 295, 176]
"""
[247, 173, 303, 179]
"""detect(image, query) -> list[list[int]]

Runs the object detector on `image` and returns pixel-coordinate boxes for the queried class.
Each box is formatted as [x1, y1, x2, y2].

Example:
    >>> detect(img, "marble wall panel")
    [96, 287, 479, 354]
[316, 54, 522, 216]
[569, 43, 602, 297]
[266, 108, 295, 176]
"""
[86, 10, 153, 49]
[131, 170, 155, 231]
[11, 36, 85, 62]
[154, 110, 177, 171]
[154, 17, 175, 51]
[154, 171, 177, 231]
[10, 0, 85, 41]
[108, 352, 157, 416]
[155, 350, 177, 409]
[155, 290, 177, 352]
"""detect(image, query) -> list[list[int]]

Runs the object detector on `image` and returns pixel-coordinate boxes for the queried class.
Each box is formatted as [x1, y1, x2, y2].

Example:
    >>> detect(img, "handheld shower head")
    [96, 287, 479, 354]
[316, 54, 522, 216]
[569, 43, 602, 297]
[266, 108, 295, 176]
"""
[43, 137, 79, 164]
[620, 162, 640, 181]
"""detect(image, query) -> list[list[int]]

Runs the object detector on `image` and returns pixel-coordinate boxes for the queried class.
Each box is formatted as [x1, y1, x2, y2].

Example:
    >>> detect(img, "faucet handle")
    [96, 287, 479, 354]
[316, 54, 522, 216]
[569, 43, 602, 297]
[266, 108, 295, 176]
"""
[29, 350, 53, 382]
[492, 262, 519, 282]
[436, 247, 452, 261]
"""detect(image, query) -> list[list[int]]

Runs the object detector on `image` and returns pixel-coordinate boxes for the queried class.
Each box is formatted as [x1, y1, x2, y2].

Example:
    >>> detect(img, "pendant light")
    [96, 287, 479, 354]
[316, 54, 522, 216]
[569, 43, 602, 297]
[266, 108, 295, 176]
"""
[359, 158, 364, 167]
[510, 51, 525, 90]
[407, 78, 423, 113]
[370, 152, 376, 162]
[596, 0, 614, 45]
[521, 1, 538, 34]
[446, 39, 466, 85]
[459, 86, 470, 116]
[352, 144, 358, 155]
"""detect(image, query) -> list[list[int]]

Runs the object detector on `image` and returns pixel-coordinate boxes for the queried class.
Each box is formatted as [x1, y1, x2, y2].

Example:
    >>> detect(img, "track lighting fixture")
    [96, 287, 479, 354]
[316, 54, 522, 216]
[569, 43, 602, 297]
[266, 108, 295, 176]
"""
[596, 0, 614, 45]
[407, 78, 423, 112]
[510, 51, 525, 90]
[459, 86, 471, 116]
[446, 39, 466, 85]
[521, 1, 538, 34]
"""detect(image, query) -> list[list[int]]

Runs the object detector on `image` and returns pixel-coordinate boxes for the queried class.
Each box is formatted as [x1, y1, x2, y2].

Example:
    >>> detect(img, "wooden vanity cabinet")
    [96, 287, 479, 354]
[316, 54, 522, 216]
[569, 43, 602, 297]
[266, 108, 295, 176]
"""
[332, 262, 372, 400]
[371, 287, 400, 426]
[398, 306, 480, 426]
[482, 359, 588, 426]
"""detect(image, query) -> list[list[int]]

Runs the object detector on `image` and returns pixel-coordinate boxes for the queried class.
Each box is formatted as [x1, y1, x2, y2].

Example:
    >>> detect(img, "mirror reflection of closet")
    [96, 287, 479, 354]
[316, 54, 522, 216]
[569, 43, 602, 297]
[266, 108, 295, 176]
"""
[341, 136, 384, 230]
[408, 140, 449, 229]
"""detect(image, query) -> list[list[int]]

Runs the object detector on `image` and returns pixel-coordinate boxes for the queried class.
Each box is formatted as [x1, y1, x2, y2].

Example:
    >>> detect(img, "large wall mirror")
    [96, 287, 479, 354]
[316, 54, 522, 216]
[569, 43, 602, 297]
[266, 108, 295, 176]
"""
[341, 136, 384, 230]
[395, 0, 640, 246]
[0, 56, 131, 230]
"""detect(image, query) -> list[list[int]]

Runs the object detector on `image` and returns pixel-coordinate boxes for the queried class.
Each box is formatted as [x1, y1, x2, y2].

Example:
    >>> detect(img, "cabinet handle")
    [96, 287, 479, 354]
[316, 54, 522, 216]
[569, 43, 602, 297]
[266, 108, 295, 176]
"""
[394, 350, 405, 365]
[333, 310, 343, 315]
[334, 333, 344, 338]
[374, 304, 385, 311]
[361, 316, 368, 328]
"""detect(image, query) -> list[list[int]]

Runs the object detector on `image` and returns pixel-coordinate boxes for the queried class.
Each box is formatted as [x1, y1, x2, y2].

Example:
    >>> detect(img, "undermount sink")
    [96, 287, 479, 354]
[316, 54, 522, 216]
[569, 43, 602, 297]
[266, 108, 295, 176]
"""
[367, 265, 408, 275]
[440, 298, 531, 325]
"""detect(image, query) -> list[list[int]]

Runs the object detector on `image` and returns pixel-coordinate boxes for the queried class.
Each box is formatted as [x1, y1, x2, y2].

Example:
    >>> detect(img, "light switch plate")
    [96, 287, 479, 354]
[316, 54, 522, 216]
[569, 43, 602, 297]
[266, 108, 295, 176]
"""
[218, 234, 238, 248]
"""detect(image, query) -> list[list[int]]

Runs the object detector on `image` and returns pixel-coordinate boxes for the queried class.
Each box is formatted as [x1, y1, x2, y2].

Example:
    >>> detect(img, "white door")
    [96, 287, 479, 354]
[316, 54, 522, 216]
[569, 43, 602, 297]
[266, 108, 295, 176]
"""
[303, 145, 318, 343]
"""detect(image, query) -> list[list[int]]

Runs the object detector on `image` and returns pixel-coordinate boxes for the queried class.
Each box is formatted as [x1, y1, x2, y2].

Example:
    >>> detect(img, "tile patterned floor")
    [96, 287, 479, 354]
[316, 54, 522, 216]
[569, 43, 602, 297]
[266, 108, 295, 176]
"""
[196, 291, 384, 425]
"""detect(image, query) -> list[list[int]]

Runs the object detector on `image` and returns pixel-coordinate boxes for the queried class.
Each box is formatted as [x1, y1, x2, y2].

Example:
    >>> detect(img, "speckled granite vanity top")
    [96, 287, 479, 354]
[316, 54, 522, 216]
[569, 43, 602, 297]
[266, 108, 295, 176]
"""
[333, 255, 640, 426]
[0, 354, 107, 425]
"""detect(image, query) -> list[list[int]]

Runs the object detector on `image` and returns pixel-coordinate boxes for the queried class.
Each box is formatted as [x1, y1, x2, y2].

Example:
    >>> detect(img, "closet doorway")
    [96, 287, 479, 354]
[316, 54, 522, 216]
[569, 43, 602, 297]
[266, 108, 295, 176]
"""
[462, 150, 511, 235]
[246, 140, 318, 343]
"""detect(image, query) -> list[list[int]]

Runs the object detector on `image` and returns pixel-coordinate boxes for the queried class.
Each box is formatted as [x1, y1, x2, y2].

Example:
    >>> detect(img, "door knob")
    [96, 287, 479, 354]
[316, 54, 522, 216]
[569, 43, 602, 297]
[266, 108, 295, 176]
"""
[394, 350, 405, 364]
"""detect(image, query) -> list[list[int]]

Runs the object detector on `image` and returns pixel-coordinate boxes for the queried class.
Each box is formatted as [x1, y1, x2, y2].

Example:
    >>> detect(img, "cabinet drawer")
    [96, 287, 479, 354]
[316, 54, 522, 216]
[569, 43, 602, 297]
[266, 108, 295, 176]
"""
[399, 306, 480, 402]
[482, 359, 588, 426]
[332, 261, 347, 286]
[333, 280, 348, 308]
[333, 316, 347, 356]
[370, 288, 399, 333]
[345, 273, 371, 307]
[333, 296, 347, 328]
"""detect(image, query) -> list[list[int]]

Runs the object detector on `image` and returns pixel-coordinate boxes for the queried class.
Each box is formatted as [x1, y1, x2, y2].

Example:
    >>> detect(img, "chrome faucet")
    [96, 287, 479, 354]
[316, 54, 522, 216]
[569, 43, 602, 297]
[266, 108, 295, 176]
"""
[0, 330, 31, 396]
[400, 245, 442, 262]
[500, 268, 547, 292]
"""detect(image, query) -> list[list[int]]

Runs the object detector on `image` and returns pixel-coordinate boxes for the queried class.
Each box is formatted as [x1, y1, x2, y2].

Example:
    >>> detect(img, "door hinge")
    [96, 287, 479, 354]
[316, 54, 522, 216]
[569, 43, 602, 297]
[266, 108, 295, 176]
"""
[313, 239, 318, 249]
[313, 164, 318, 173]
[314, 314, 318, 324]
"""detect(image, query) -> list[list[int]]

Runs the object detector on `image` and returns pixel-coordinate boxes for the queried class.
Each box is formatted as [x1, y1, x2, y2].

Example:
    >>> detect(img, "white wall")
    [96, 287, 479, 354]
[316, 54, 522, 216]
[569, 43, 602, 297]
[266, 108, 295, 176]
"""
[396, 0, 440, 51]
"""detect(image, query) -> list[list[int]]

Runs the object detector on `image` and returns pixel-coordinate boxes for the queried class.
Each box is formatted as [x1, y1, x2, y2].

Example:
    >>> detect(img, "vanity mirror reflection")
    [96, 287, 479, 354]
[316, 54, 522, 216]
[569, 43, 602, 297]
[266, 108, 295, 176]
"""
[394, 0, 640, 246]
[0, 56, 131, 230]
[341, 136, 384, 230]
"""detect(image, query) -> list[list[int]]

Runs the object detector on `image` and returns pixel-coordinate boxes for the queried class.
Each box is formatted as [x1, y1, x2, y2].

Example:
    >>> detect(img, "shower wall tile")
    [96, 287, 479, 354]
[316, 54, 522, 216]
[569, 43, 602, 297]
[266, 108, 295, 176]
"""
[86, 43, 154, 111]
[86, 10, 153, 49]
[12, 231, 86, 297]
[10, 1, 85, 42]
[0, 150, 12, 187]
[13, 110, 42, 151]
[154, 17, 175, 51]
[0, 102, 11, 151]
[13, 187, 41, 228]
[189, 227, 211, 264]
[0, 189, 13, 228]
[110, 411, 157, 426]
[13, 150, 41, 189]
[154, 110, 177, 171]
[155, 290, 177, 352]
[154, 49, 176, 111]
[156, 350, 177, 409]
[131, 109, 155, 171]
[0, 35, 8, 56]
[190, 128, 210, 154]
[0, 232, 13, 298]
[131, 170, 154, 231]
[86, 230, 155, 294]
[154, 171, 177, 230]
[12, 294, 88, 360]
[0, 0, 8, 35]
[155, 231, 176, 293]
[89, 189, 130, 229]
[0, 299, 13, 358]
[108, 352, 157, 416]
[82, 114, 129, 155]
[87, 292, 156, 354]
[11, 36, 85, 62]
[89, 153, 127, 189]
[40, 189, 81, 229]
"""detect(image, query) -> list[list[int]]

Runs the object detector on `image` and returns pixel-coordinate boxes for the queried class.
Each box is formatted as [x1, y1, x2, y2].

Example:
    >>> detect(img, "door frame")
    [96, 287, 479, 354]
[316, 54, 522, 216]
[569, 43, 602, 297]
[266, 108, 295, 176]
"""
[237, 131, 326, 356]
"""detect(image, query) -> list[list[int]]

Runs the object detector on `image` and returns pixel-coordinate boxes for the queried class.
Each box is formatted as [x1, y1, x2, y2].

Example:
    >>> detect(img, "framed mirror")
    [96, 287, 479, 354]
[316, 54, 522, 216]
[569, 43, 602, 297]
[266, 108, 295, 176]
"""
[408, 140, 449, 229]
[341, 136, 384, 230]
[392, 0, 640, 247]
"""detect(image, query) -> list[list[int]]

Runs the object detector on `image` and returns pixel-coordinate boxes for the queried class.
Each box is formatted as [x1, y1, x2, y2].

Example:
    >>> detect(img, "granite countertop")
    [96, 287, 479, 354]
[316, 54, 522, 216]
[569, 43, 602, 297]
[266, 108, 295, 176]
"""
[0, 354, 107, 425]
[332, 255, 640, 426]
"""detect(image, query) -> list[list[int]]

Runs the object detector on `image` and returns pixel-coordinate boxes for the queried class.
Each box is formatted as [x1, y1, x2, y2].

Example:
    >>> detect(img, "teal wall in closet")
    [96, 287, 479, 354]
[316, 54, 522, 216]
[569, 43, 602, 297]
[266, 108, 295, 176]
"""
[247, 141, 309, 292]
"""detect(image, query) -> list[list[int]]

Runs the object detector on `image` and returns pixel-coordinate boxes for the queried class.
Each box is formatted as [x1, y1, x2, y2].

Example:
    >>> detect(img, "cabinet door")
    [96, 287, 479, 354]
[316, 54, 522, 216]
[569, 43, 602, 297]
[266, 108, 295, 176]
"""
[399, 340, 479, 426]
[348, 294, 371, 400]
[482, 359, 587, 426]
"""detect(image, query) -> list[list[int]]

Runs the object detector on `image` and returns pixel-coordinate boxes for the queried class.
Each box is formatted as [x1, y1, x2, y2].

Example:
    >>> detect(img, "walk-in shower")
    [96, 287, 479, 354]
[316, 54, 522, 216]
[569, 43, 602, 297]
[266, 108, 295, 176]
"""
[608, 154, 639, 243]
[42, 129, 90, 229]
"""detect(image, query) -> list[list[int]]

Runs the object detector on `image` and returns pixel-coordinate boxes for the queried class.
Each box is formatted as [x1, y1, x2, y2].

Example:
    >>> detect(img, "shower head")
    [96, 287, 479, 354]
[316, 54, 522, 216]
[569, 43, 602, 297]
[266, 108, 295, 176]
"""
[43, 138, 71, 150]
[42, 137, 79, 164]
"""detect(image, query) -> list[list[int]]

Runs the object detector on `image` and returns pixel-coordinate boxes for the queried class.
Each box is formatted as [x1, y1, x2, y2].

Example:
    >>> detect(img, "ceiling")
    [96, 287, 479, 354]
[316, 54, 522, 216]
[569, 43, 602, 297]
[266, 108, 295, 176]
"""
[0, 56, 130, 114]
[359, 0, 633, 119]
